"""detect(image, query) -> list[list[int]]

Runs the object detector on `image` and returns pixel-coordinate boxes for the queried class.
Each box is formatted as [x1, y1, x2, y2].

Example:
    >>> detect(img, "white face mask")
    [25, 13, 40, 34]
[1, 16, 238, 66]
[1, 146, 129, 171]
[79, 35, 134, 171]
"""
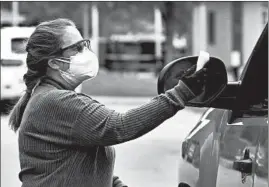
[55, 49, 99, 86]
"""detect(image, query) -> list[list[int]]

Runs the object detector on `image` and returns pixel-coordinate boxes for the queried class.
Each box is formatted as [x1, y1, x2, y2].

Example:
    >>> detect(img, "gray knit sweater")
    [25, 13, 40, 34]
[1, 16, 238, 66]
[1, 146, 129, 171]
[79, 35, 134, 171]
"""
[18, 78, 194, 187]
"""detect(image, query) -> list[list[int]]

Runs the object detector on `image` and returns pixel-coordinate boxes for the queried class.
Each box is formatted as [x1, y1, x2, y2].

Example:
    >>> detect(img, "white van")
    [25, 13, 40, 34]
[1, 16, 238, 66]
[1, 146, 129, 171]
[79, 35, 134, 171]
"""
[1, 27, 34, 101]
[1, 27, 82, 102]
[1, 54, 27, 100]
[1, 27, 35, 58]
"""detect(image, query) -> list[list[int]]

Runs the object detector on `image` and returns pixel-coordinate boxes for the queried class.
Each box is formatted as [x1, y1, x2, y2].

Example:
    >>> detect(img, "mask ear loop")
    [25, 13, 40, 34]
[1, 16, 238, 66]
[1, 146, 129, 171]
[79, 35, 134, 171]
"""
[52, 57, 77, 78]
[54, 57, 71, 64]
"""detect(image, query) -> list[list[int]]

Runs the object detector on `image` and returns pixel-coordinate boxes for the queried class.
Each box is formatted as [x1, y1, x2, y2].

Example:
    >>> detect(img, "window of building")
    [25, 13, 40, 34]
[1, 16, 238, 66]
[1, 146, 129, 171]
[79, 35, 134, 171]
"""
[262, 2, 268, 25]
[232, 1, 242, 51]
[207, 11, 216, 45]
[262, 11, 268, 25]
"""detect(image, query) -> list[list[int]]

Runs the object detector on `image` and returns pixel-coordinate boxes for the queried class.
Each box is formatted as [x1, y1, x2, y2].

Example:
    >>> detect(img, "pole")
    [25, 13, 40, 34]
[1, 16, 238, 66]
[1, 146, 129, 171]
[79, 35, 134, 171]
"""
[154, 6, 162, 72]
[12, 1, 19, 26]
[82, 3, 90, 39]
[91, 3, 99, 58]
[154, 6, 162, 58]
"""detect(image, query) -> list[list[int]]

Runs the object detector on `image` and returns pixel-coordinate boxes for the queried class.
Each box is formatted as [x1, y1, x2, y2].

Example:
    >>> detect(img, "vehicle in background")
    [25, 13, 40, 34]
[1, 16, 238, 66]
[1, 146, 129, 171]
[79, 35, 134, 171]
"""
[158, 24, 268, 187]
[0, 55, 27, 114]
[1, 54, 27, 101]
[0, 27, 82, 103]
[1, 27, 35, 58]
[1, 27, 35, 113]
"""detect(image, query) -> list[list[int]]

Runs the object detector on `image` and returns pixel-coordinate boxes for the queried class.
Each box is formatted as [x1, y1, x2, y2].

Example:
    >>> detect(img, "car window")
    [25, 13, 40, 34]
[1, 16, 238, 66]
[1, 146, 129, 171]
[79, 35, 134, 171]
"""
[236, 24, 268, 113]
[11, 38, 28, 54]
[221, 125, 260, 160]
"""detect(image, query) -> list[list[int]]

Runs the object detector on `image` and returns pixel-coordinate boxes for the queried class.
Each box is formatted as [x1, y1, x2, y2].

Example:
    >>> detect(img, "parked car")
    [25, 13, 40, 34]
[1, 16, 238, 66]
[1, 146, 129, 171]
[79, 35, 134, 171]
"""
[1, 27, 35, 58]
[158, 23, 268, 187]
[1, 54, 27, 101]
[0, 27, 82, 102]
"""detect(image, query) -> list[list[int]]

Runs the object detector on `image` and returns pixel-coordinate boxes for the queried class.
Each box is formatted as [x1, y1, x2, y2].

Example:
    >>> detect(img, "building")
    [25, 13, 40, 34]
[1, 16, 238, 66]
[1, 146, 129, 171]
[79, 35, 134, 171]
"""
[192, 2, 268, 78]
[1, 8, 25, 27]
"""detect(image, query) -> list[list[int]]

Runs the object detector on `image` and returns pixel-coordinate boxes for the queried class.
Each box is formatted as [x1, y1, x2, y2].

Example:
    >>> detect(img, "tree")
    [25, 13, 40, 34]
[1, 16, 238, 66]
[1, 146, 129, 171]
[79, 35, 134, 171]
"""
[162, 2, 175, 64]
[160, 1, 193, 64]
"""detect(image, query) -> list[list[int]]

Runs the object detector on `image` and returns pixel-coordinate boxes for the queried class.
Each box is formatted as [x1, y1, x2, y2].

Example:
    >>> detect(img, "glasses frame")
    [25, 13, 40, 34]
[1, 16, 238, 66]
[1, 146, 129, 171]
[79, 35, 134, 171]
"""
[52, 39, 91, 56]
[31, 39, 91, 65]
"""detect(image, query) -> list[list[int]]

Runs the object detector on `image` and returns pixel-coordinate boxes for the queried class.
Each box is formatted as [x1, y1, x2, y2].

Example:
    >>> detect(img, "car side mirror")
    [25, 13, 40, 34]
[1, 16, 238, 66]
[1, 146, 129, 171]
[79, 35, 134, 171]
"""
[158, 56, 228, 107]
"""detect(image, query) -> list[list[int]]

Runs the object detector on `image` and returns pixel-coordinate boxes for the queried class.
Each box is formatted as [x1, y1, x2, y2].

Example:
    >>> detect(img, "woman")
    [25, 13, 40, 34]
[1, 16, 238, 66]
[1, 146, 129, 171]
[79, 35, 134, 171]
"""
[9, 18, 207, 187]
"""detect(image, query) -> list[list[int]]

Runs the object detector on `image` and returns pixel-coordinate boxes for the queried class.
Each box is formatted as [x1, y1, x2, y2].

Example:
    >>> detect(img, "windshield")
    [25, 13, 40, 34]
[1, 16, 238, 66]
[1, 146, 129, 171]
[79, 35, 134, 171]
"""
[11, 38, 28, 54]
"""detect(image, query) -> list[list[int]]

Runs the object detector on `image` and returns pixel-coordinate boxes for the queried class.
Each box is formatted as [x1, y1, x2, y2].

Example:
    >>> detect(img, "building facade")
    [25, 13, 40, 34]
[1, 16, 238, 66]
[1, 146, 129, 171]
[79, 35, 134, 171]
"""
[192, 1, 268, 79]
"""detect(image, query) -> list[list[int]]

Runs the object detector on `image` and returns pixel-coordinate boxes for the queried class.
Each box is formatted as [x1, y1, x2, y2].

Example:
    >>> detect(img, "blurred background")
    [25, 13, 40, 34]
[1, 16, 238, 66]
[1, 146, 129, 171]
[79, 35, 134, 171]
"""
[0, 1, 268, 187]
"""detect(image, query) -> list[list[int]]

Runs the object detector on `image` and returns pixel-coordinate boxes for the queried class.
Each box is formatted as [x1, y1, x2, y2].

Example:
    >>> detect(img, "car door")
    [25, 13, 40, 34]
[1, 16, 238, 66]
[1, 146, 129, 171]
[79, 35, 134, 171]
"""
[253, 124, 268, 187]
[216, 112, 267, 187]
[216, 23, 268, 187]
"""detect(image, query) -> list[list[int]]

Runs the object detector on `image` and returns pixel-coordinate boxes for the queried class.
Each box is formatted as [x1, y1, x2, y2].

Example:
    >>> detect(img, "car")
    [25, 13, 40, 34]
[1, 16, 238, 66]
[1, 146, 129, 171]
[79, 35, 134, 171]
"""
[1, 26, 35, 58]
[157, 23, 268, 187]
[0, 27, 82, 102]
[1, 54, 27, 101]
[0, 55, 27, 114]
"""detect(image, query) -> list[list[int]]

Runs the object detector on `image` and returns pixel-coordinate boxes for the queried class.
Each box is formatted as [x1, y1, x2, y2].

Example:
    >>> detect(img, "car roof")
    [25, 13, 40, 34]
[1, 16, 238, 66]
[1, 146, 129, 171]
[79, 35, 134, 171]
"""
[1, 54, 25, 59]
[1, 27, 35, 38]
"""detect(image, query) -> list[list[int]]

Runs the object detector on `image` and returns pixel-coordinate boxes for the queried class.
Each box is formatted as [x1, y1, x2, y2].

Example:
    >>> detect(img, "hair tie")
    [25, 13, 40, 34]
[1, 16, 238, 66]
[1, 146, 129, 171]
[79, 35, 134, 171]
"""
[26, 88, 32, 94]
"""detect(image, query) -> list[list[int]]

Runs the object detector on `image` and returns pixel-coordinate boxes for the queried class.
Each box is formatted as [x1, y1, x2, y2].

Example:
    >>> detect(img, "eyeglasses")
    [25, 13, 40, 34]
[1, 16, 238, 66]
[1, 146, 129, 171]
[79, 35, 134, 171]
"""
[31, 39, 91, 65]
[52, 39, 91, 56]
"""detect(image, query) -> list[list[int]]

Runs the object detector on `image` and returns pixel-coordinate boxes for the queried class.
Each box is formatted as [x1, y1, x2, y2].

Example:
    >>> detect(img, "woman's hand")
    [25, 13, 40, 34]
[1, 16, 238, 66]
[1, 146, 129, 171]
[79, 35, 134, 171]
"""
[170, 66, 208, 103]
[113, 176, 128, 187]
[181, 67, 208, 96]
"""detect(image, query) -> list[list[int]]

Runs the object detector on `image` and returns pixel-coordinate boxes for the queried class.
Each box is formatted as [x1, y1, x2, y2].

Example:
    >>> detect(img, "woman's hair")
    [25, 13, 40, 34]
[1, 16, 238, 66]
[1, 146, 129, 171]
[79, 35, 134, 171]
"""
[9, 18, 76, 132]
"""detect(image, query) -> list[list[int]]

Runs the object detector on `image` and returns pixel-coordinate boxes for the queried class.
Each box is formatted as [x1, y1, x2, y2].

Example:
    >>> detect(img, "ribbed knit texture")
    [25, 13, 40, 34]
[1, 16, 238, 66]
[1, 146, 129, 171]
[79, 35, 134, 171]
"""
[18, 78, 194, 187]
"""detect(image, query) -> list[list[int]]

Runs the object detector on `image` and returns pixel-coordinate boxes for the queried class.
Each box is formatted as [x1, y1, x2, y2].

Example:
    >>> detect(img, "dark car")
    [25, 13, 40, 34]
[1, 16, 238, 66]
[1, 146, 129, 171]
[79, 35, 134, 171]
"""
[158, 24, 268, 187]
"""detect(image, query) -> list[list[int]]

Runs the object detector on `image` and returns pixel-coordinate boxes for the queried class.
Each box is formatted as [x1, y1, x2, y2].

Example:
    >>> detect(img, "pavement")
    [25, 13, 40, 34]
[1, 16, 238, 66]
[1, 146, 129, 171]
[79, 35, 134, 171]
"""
[1, 96, 206, 187]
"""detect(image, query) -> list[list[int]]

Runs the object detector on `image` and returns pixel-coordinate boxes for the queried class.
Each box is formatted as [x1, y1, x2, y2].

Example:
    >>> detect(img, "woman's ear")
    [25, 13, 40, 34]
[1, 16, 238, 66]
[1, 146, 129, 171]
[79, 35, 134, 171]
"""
[48, 59, 60, 70]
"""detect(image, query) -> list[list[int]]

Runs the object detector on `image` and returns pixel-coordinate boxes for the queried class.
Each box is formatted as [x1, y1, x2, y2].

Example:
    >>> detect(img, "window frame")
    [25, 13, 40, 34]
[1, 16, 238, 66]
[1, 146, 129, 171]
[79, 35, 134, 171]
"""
[232, 24, 268, 116]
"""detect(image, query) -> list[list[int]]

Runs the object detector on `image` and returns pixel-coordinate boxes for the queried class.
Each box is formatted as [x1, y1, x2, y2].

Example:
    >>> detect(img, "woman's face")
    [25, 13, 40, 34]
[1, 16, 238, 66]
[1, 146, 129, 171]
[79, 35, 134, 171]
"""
[52, 26, 99, 81]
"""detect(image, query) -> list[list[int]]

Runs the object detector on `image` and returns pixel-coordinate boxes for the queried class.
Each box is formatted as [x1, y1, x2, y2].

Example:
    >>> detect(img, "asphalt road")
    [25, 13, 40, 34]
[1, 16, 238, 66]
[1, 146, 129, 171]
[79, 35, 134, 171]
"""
[1, 96, 206, 187]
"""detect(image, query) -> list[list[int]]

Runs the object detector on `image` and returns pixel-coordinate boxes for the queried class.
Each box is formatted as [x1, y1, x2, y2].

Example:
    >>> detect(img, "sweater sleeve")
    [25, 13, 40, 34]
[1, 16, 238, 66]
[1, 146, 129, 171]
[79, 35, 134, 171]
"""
[71, 80, 195, 146]
[113, 176, 128, 187]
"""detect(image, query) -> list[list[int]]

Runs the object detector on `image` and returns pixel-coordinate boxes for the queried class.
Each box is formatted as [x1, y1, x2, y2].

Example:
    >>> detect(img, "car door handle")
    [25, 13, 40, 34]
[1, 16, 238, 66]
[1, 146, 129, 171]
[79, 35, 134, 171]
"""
[233, 158, 252, 174]
[233, 148, 252, 174]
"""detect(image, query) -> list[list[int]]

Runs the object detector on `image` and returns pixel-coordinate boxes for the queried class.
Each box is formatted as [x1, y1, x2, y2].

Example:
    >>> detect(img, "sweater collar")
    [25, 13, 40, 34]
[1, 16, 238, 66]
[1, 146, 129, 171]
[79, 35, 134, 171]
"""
[41, 76, 71, 91]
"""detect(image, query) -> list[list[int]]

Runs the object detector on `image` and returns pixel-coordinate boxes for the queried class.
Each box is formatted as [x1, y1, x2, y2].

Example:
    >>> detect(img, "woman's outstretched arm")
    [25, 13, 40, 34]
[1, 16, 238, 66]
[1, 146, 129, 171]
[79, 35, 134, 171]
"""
[71, 80, 195, 146]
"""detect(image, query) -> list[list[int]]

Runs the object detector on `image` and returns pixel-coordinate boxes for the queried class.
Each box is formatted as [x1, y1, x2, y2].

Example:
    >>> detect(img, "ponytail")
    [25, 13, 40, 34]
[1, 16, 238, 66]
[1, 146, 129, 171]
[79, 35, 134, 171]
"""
[8, 91, 32, 132]
[8, 54, 44, 132]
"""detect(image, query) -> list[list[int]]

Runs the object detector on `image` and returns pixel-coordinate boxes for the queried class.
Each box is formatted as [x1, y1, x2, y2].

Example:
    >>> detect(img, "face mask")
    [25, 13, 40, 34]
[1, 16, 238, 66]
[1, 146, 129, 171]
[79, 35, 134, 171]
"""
[55, 49, 99, 86]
